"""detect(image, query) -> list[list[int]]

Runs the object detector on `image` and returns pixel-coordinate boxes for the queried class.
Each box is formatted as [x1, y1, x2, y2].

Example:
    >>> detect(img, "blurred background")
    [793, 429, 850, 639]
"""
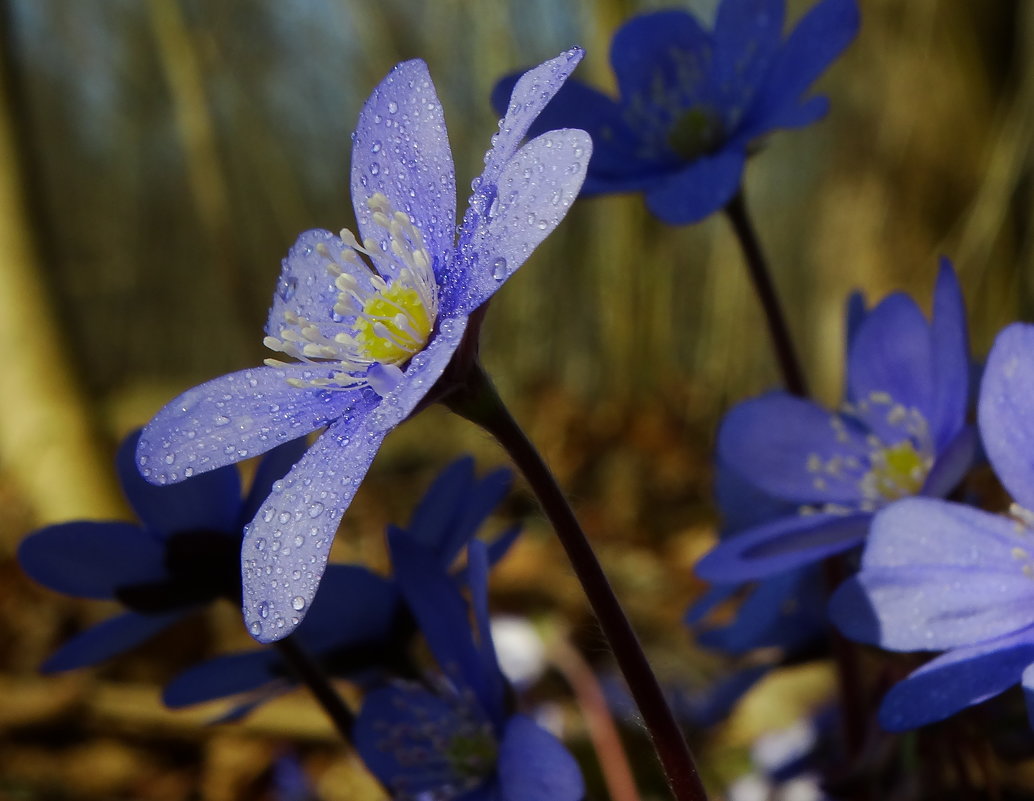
[0, 0, 1030, 798]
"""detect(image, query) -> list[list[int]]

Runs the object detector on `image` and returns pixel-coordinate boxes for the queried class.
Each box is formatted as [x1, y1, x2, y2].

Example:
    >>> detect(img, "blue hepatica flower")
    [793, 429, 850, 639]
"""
[135, 52, 591, 643]
[354, 533, 583, 801]
[492, 0, 859, 224]
[17, 431, 305, 672]
[831, 322, 1034, 731]
[695, 260, 977, 584]
[161, 457, 518, 716]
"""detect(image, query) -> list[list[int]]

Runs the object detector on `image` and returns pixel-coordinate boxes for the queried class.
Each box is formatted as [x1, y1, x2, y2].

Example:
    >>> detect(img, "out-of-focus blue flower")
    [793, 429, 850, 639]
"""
[135, 52, 592, 644]
[17, 431, 305, 672]
[696, 260, 976, 584]
[831, 322, 1034, 731]
[161, 458, 519, 716]
[492, 0, 859, 224]
[354, 534, 583, 801]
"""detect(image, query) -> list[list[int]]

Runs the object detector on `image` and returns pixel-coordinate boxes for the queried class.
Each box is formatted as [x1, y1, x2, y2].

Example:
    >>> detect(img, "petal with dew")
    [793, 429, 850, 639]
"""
[878, 627, 1034, 731]
[19, 522, 167, 600]
[498, 715, 584, 801]
[718, 391, 870, 505]
[117, 430, 241, 538]
[451, 129, 591, 316]
[644, 146, 745, 224]
[491, 75, 650, 190]
[137, 366, 362, 485]
[696, 511, 870, 582]
[978, 323, 1034, 511]
[351, 60, 457, 271]
[265, 229, 386, 341]
[241, 317, 468, 643]
[43, 610, 188, 673]
[241, 436, 310, 525]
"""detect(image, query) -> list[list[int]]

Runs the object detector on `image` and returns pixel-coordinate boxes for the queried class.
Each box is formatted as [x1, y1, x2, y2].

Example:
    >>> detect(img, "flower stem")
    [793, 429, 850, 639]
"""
[724, 190, 808, 397]
[274, 637, 356, 742]
[447, 365, 709, 801]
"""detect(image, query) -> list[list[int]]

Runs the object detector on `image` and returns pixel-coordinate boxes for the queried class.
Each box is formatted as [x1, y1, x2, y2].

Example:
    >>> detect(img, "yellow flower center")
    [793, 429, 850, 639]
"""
[353, 283, 433, 364]
[863, 441, 928, 501]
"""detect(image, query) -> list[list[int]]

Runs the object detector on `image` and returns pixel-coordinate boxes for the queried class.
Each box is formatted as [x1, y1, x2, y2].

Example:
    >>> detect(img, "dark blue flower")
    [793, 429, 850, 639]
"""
[492, 0, 859, 223]
[161, 458, 519, 715]
[17, 431, 305, 672]
[136, 52, 592, 644]
[353, 533, 583, 801]
[695, 260, 976, 584]
[830, 322, 1034, 731]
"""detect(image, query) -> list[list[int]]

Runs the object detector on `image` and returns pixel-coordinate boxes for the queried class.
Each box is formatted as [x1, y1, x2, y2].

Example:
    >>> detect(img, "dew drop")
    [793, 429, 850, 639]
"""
[387, 101, 398, 114]
[258, 601, 269, 619]
[308, 501, 325, 519]
[249, 621, 262, 637]
[213, 415, 230, 427]
[371, 140, 382, 153]
[492, 257, 507, 280]
[163, 454, 175, 465]
[370, 162, 380, 175]
[278, 276, 298, 302]
[291, 595, 306, 611]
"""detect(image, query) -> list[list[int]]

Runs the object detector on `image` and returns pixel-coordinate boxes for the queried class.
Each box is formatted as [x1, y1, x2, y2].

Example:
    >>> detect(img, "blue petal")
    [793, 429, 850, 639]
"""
[838, 564, 1034, 652]
[294, 564, 400, 654]
[388, 530, 488, 704]
[18, 522, 167, 599]
[479, 49, 585, 190]
[978, 323, 1034, 511]
[929, 258, 970, 450]
[162, 651, 279, 707]
[485, 525, 522, 567]
[491, 75, 655, 192]
[846, 293, 934, 440]
[117, 430, 242, 538]
[468, 540, 507, 728]
[355, 684, 487, 797]
[241, 436, 310, 524]
[697, 567, 826, 654]
[43, 610, 187, 672]
[610, 12, 712, 111]
[715, 460, 798, 534]
[696, 512, 870, 582]
[717, 392, 869, 504]
[878, 628, 1034, 731]
[862, 498, 1031, 572]
[137, 366, 361, 485]
[920, 425, 977, 499]
[406, 456, 476, 555]
[451, 129, 591, 317]
[498, 715, 584, 801]
[351, 60, 457, 278]
[265, 229, 388, 345]
[711, 0, 785, 124]
[644, 146, 745, 224]
[439, 468, 513, 566]
[241, 317, 467, 643]
[738, 0, 860, 139]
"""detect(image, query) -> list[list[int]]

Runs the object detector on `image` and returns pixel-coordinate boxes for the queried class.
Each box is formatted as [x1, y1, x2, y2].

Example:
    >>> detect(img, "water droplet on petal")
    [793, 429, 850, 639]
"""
[492, 257, 507, 280]
[308, 502, 325, 519]
[387, 101, 398, 114]
[249, 621, 262, 637]
[258, 601, 269, 619]
[214, 415, 230, 427]
[291, 596, 306, 611]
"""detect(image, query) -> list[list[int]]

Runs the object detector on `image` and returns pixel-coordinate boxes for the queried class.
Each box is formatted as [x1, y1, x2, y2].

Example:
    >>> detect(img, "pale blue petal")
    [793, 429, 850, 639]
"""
[978, 323, 1034, 511]
[241, 318, 467, 643]
[450, 129, 591, 316]
[137, 366, 362, 485]
[350, 60, 456, 275]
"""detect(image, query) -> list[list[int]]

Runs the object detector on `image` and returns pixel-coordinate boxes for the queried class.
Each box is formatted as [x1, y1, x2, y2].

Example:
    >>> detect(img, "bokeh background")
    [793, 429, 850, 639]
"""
[0, 0, 1030, 798]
